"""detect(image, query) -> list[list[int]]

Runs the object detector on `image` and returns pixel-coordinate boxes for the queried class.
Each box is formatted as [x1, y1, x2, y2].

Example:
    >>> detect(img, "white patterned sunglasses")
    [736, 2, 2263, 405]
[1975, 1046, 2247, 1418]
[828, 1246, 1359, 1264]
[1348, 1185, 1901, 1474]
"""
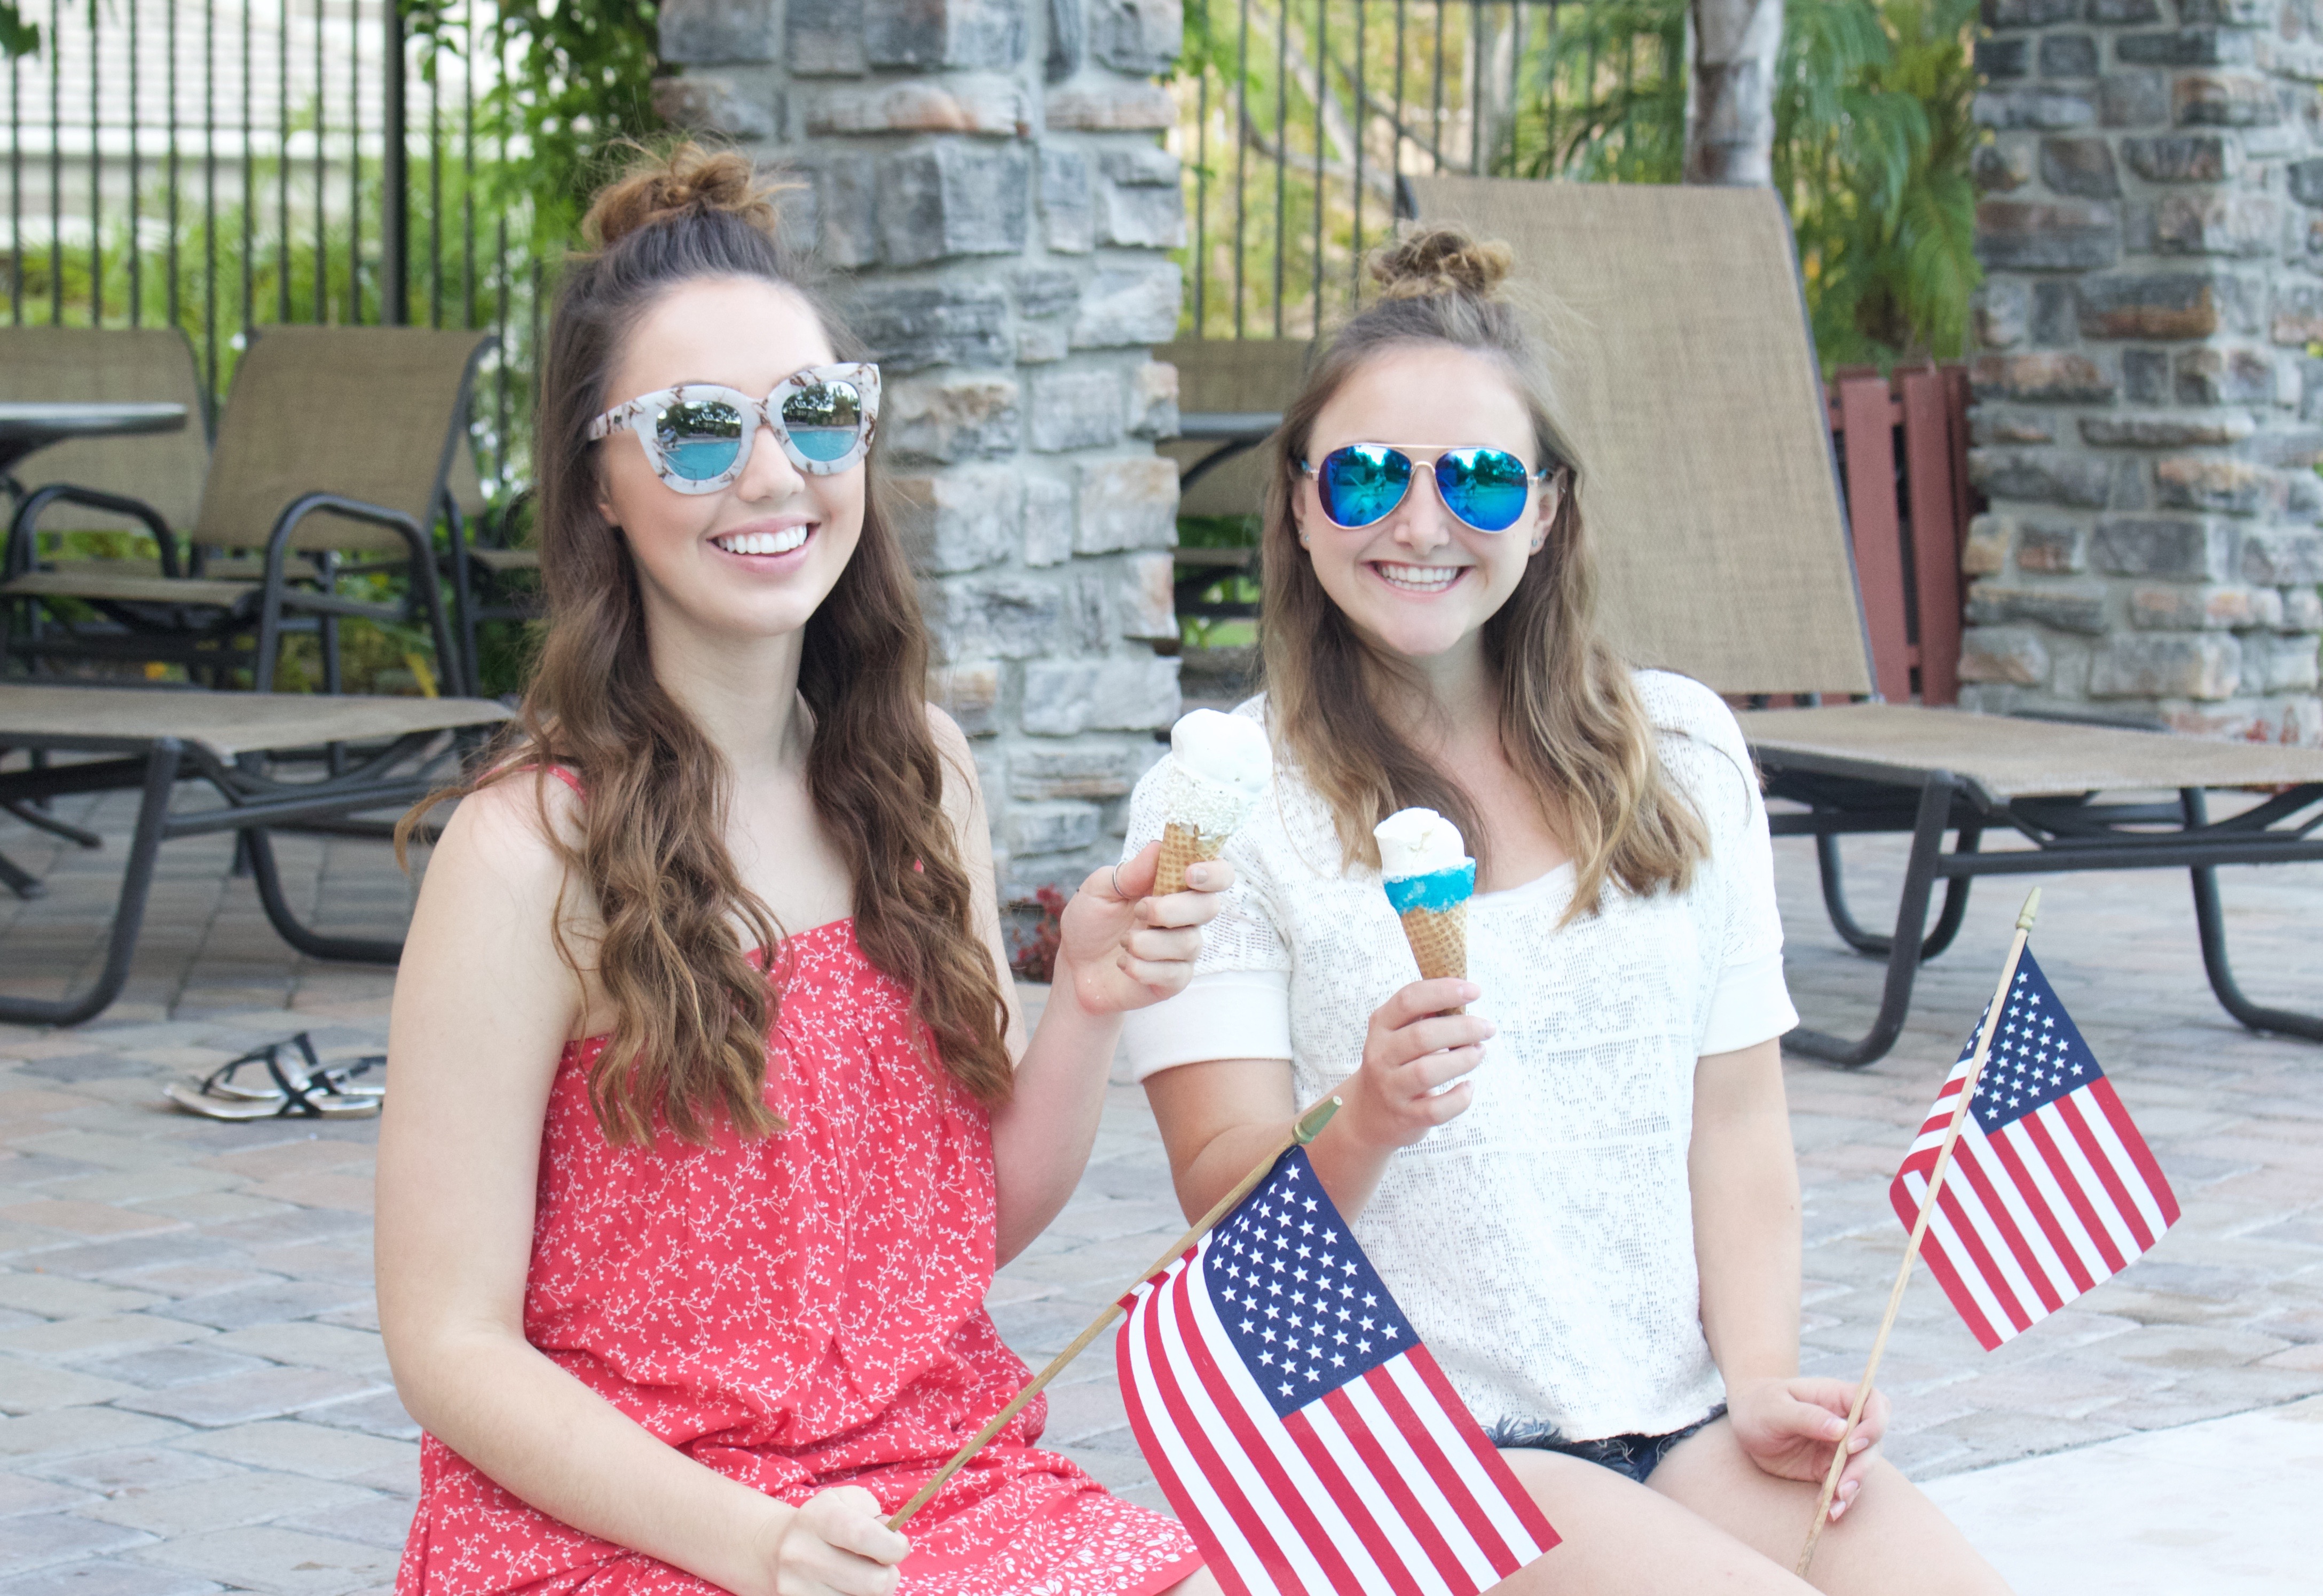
[586, 363, 881, 492]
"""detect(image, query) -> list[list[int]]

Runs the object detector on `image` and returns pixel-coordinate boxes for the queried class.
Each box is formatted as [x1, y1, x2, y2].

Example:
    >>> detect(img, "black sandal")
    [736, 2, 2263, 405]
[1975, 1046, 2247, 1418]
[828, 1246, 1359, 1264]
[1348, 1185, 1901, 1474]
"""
[199, 1033, 384, 1103]
[164, 1034, 382, 1120]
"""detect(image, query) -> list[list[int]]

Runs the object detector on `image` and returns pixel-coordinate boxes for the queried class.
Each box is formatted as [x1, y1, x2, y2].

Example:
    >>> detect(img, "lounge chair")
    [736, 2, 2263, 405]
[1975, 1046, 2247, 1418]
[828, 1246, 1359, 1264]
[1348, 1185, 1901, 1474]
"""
[0, 326, 213, 537]
[1409, 176, 2323, 1065]
[1158, 338, 1311, 628]
[0, 682, 508, 1026]
[2, 325, 494, 696]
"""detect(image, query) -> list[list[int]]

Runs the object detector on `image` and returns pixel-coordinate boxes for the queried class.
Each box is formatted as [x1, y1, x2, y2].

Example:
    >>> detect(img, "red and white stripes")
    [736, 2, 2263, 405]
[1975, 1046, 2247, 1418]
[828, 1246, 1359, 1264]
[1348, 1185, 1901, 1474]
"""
[1893, 1062, 2179, 1351]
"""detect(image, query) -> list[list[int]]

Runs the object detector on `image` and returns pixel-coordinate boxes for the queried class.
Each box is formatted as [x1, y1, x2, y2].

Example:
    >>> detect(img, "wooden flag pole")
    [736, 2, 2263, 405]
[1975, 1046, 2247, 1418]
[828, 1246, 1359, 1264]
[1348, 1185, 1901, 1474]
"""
[1794, 887, 2042, 1580]
[888, 1095, 1344, 1533]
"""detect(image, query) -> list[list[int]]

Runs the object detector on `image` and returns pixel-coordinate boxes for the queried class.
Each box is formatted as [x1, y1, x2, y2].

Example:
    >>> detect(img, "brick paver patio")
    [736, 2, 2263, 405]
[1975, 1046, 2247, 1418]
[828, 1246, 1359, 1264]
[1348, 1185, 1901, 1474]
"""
[2, 780, 2318, 1593]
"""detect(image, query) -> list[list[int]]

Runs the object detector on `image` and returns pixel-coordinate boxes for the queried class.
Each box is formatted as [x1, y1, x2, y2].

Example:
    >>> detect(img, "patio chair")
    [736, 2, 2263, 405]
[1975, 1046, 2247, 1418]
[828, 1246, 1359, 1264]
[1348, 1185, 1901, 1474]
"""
[0, 681, 508, 1026]
[0, 326, 212, 537]
[1409, 175, 2323, 1065]
[2, 325, 495, 696]
[1158, 337, 1311, 632]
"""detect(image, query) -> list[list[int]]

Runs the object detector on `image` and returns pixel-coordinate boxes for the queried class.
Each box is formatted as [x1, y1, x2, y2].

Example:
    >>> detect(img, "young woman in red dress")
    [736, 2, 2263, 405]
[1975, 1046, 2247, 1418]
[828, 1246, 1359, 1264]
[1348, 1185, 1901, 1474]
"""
[377, 145, 1226, 1596]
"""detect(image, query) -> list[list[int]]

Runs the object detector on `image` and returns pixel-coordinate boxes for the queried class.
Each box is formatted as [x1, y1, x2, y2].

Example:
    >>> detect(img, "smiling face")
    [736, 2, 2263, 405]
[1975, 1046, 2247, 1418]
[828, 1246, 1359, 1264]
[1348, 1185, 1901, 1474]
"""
[594, 274, 864, 650]
[1290, 342, 1559, 663]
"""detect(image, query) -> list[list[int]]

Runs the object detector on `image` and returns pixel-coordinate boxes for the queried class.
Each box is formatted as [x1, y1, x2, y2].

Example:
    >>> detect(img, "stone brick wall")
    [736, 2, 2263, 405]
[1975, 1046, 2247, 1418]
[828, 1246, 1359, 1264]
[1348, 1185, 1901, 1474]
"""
[1966, 0, 2323, 744]
[656, 0, 1190, 897]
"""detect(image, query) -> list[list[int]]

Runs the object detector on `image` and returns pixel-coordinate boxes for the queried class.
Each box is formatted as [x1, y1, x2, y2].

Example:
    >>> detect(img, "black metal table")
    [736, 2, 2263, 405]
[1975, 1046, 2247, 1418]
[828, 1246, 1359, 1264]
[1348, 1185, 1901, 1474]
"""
[1177, 411, 1282, 490]
[0, 400, 189, 484]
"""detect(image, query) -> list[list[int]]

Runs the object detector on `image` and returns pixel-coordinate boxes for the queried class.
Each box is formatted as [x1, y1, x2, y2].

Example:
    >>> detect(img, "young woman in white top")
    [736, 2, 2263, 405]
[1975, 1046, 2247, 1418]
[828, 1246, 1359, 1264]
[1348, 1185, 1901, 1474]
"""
[1121, 229, 2009, 1594]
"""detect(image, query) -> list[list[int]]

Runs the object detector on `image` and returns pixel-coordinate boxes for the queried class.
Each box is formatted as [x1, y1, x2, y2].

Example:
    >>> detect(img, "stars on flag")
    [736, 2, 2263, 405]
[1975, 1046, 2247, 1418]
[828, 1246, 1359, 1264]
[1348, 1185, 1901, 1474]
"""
[1206, 1154, 1408, 1419]
[1963, 968, 2100, 1132]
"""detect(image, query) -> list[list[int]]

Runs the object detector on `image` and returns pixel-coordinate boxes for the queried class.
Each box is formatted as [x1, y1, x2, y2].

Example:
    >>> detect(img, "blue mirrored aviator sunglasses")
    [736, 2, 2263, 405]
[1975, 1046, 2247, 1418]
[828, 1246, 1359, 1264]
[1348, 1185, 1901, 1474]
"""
[586, 363, 881, 494]
[1300, 442, 1556, 533]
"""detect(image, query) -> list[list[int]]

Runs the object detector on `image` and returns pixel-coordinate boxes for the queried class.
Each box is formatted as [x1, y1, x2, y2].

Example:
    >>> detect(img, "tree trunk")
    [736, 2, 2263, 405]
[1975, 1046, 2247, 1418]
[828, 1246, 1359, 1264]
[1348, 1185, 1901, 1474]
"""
[1685, 0, 1783, 185]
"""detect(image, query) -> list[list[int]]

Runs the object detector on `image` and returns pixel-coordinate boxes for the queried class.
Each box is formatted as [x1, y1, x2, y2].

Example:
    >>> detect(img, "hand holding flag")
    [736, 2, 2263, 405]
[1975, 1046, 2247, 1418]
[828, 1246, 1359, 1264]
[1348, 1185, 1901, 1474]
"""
[1798, 890, 2179, 1577]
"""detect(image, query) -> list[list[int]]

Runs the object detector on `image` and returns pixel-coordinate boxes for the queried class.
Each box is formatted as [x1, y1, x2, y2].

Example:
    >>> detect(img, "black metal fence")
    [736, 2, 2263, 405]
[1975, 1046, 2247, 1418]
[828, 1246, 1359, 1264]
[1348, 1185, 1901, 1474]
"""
[3, 0, 538, 488]
[1173, 0, 1681, 339]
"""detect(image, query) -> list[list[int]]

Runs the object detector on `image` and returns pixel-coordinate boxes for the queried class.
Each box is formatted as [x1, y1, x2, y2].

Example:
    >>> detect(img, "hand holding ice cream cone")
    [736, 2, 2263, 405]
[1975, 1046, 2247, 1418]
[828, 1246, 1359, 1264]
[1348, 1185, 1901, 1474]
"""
[1375, 807, 1477, 1013]
[1152, 709, 1272, 895]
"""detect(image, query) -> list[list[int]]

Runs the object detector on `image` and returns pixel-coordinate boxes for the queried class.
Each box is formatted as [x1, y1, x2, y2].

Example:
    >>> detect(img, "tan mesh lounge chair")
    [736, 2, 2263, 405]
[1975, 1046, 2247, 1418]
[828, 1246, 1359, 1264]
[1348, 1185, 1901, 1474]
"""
[1159, 338, 1312, 626]
[3, 325, 495, 695]
[1411, 175, 2323, 1065]
[0, 682, 508, 1026]
[0, 326, 213, 539]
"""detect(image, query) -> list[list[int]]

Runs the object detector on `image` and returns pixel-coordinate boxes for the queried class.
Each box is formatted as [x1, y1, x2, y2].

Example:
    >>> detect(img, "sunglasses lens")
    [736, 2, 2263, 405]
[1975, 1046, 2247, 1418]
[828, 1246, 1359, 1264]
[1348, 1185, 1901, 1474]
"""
[1437, 449, 1532, 532]
[782, 379, 866, 463]
[1318, 444, 1412, 528]
[656, 399, 745, 482]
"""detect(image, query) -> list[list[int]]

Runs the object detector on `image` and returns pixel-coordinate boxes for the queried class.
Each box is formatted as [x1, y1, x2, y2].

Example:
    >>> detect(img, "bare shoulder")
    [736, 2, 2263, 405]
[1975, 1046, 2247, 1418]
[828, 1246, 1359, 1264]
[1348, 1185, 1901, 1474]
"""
[413, 771, 606, 964]
[394, 769, 599, 1051]
[431, 769, 581, 885]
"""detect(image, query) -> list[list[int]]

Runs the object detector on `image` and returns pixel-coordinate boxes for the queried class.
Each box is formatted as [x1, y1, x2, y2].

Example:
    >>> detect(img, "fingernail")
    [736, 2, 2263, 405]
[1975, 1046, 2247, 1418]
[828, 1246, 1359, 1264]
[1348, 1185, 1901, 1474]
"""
[1850, 1434, 1870, 1452]
[1460, 982, 1480, 999]
[1826, 1418, 1845, 1439]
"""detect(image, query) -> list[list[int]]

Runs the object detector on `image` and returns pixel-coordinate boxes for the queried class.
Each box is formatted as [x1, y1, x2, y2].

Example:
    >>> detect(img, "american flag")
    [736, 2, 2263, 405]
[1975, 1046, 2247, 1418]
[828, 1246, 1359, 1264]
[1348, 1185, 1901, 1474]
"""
[1890, 949, 2179, 1351]
[1115, 1147, 1558, 1596]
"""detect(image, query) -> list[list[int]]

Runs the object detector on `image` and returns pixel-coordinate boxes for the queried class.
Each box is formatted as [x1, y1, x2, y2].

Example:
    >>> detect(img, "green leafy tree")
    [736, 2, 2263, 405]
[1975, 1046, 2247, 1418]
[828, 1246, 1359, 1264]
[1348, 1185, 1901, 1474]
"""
[0, 2, 37, 58]
[1789, 0, 1982, 365]
[1531, 0, 1978, 365]
[404, 1, 665, 252]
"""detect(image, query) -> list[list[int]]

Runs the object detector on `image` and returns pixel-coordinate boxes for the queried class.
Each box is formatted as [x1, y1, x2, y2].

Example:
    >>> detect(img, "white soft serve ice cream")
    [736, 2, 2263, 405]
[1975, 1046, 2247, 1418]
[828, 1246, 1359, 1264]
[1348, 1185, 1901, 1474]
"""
[1163, 709, 1273, 836]
[1373, 807, 1469, 879]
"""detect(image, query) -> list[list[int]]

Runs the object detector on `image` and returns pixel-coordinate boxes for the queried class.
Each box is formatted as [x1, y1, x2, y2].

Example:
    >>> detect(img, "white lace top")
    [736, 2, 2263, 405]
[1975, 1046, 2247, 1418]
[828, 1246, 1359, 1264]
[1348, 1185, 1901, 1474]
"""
[1119, 671, 1798, 1443]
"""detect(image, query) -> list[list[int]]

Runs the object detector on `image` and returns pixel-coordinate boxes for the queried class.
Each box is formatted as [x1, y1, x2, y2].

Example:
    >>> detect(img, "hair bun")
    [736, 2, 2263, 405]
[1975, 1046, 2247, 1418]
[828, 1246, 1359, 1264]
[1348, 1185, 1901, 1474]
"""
[1368, 225, 1514, 302]
[584, 141, 784, 249]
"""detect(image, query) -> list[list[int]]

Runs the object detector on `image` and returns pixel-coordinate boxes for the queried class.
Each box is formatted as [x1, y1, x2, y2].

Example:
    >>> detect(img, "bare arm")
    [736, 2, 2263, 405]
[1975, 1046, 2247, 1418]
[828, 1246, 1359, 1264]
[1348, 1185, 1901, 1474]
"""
[1691, 1037, 1885, 1519]
[928, 710, 1230, 1265]
[1141, 978, 1490, 1224]
[376, 781, 904, 1596]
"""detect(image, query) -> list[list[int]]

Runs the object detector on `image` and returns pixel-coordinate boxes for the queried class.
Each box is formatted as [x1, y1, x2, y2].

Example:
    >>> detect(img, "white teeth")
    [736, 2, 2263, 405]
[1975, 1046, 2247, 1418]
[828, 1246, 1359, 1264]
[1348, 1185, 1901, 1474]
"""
[1375, 562, 1461, 592]
[714, 525, 811, 557]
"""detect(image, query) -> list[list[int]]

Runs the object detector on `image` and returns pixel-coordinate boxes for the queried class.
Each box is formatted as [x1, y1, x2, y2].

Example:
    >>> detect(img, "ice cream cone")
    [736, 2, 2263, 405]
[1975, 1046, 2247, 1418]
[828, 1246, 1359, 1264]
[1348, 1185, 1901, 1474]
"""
[1397, 903, 1468, 1013]
[1148, 710, 1272, 897]
[1375, 808, 1477, 1016]
[1398, 901, 1468, 980]
[1155, 819, 1231, 896]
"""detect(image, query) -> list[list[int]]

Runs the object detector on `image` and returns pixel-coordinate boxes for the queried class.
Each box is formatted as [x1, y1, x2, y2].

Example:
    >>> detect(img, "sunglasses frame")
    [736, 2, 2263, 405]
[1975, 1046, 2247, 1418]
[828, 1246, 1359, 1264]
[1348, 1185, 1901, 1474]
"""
[586, 363, 883, 493]
[1298, 441, 1560, 534]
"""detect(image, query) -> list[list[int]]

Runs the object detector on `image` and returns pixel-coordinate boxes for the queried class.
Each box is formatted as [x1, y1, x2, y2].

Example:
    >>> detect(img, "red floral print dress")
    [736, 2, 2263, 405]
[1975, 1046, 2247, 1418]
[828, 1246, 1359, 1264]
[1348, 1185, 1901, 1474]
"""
[396, 919, 1202, 1596]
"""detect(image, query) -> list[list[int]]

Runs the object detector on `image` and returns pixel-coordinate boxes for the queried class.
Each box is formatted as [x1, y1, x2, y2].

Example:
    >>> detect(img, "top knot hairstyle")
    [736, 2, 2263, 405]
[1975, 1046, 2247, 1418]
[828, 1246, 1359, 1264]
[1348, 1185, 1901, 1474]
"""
[406, 141, 1013, 1147]
[581, 141, 788, 251]
[1367, 226, 1515, 302]
[1257, 224, 1710, 921]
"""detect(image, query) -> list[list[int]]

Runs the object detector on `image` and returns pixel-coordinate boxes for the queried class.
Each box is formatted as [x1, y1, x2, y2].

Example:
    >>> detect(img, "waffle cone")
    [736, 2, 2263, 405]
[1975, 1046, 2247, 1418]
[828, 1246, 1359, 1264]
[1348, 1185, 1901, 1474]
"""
[1155, 820, 1229, 895]
[1398, 902, 1469, 1013]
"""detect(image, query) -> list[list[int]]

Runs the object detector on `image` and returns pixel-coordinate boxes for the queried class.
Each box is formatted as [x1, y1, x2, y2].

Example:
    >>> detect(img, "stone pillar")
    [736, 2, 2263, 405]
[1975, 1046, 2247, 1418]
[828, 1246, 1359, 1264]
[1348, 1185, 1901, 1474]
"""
[1965, 0, 2323, 745]
[655, 0, 1190, 897]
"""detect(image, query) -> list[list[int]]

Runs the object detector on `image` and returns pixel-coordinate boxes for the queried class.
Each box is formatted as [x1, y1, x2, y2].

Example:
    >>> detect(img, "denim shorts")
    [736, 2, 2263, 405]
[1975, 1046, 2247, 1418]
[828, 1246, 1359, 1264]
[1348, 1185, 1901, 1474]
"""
[1490, 1404, 1726, 1486]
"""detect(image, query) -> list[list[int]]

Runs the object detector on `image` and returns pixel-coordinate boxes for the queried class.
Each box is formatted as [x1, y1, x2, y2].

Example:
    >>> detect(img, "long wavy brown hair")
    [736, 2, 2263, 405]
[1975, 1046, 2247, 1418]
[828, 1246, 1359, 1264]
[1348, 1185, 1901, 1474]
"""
[405, 143, 1011, 1145]
[1259, 226, 1708, 919]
